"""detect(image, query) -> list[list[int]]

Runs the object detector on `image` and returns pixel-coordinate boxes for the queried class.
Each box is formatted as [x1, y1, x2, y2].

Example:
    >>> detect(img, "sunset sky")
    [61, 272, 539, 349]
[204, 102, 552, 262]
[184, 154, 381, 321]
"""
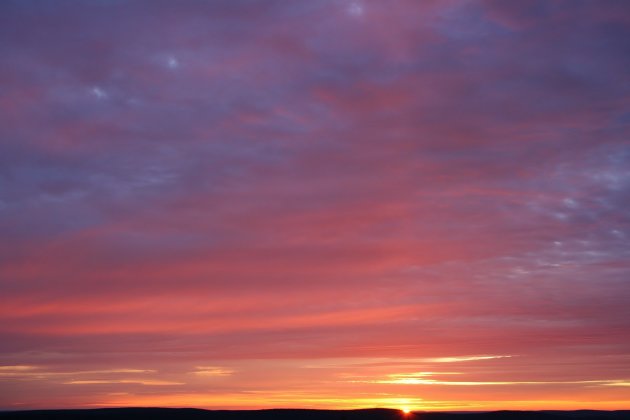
[1, 0, 629, 412]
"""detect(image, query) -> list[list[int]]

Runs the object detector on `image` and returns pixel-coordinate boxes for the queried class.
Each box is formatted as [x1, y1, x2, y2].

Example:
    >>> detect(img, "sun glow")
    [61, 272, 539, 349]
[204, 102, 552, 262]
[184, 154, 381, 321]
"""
[401, 406, 411, 414]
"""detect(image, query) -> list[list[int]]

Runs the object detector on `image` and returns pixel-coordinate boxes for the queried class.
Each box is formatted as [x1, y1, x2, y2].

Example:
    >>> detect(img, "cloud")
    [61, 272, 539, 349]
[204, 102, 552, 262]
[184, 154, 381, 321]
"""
[0, 366, 156, 379]
[0, 366, 37, 371]
[351, 371, 630, 387]
[0, 0, 629, 410]
[64, 380, 183, 386]
[192, 367, 234, 377]
[424, 355, 512, 363]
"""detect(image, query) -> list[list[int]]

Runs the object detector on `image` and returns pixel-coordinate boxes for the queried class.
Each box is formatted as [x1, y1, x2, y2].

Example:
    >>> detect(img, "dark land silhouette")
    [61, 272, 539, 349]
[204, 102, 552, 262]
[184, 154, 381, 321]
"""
[0, 408, 629, 420]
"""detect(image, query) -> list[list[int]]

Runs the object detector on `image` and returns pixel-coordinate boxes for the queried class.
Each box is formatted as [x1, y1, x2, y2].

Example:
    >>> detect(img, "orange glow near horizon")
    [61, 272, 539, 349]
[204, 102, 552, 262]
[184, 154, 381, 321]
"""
[2, 356, 630, 411]
[60, 395, 630, 413]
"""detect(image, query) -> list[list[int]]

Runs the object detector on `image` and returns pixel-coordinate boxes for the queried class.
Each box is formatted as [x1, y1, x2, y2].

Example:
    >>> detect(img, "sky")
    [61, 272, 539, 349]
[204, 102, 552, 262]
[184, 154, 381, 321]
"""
[0, 0, 629, 412]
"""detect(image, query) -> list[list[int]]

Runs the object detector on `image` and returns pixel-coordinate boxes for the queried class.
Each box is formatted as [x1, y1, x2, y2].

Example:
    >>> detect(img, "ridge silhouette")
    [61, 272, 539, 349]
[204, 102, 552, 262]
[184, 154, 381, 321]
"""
[1, 408, 629, 420]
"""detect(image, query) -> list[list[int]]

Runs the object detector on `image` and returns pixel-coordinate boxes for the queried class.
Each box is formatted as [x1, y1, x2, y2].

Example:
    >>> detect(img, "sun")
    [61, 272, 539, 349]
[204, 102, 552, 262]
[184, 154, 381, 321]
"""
[401, 406, 411, 414]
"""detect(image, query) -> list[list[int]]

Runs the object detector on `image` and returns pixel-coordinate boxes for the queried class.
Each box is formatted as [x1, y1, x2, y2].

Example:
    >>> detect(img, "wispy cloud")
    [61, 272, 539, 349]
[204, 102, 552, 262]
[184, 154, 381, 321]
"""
[0, 366, 156, 380]
[350, 371, 630, 387]
[424, 355, 513, 363]
[0, 365, 37, 371]
[64, 379, 183, 386]
[192, 366, 234, 377]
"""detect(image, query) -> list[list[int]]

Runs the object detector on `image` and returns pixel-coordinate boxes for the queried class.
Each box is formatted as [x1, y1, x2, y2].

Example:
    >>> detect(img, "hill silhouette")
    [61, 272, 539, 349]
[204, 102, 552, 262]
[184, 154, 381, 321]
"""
[0, 408, 629, 420]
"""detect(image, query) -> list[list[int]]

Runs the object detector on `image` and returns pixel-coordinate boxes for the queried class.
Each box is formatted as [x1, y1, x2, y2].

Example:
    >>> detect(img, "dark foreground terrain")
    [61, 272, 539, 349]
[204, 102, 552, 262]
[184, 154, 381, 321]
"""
[0, 408, 628, 420]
